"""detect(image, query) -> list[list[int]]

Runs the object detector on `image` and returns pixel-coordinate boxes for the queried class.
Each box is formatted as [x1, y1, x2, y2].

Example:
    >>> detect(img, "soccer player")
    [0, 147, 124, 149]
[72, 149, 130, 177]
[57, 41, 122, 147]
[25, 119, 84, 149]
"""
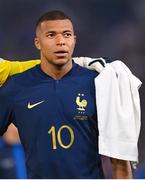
[0, 10, 132, 178]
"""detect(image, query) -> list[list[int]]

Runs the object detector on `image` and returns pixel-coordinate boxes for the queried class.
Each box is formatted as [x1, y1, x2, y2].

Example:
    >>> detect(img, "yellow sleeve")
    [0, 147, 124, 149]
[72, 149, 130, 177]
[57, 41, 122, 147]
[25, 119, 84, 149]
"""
[0, 59, 40, 86]
[9, 60, 41, 76]
[0, 60, 11, 86]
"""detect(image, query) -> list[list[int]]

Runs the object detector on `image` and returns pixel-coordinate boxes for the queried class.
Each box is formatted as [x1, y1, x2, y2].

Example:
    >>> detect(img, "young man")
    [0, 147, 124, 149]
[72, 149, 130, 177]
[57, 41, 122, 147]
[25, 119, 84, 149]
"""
[0, 10, 132, 178]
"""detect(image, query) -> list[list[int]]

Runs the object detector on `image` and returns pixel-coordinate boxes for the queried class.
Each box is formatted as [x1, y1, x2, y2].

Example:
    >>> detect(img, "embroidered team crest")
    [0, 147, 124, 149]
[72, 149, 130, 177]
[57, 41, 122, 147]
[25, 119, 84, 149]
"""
[74, 93, 88, 120]
[76, 93, 87, 111]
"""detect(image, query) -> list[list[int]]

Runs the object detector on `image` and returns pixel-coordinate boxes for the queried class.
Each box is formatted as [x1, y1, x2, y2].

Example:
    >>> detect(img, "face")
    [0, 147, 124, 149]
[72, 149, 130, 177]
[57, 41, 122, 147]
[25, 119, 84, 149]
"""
[35, 19, 76, 67]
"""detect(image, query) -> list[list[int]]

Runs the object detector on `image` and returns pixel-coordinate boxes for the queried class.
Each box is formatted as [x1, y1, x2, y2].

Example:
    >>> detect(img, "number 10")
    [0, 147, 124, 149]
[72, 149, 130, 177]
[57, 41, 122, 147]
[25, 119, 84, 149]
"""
[48, 125, 74, 149]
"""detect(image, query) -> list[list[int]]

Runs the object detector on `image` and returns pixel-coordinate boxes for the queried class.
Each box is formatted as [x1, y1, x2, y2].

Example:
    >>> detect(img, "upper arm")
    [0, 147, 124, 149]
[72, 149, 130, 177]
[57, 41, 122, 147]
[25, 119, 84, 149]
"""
[10, 60, 40, 75]
[0, 59, 40, 86]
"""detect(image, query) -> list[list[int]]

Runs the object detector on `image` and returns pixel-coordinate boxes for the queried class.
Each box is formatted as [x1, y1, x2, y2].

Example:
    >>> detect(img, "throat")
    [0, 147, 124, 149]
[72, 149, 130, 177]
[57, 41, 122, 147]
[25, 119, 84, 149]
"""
[40, 60, 73, 80]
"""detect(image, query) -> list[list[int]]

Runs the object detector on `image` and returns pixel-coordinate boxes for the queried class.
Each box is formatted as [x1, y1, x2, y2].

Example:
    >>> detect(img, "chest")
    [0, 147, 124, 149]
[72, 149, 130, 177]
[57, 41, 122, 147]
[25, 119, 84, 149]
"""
[12, 77, 99, 162]
[14, 79, 96, 118]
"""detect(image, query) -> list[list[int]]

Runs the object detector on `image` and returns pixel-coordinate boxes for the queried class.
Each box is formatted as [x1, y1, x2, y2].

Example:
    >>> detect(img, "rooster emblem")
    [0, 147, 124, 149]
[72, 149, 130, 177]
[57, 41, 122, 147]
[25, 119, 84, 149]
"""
[76, 93, 87, 111]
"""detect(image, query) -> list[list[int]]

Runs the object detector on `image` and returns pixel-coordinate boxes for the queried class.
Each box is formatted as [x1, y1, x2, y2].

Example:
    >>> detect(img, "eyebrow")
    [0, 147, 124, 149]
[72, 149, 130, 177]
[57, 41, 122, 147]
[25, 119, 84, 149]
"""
[45, 30, 73, 34]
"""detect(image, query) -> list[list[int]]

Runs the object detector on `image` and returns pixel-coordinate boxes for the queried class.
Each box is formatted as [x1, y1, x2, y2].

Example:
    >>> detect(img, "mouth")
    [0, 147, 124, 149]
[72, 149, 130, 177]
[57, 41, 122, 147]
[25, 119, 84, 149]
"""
[54, 50, 68, 57]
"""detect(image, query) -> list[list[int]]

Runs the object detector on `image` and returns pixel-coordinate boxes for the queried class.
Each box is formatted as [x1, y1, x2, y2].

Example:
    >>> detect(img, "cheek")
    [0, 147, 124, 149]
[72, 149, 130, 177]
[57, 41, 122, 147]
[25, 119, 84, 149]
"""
[40, 40, 52, 51]
[69, 41, 76, 52]
[39, 37, 51, 46]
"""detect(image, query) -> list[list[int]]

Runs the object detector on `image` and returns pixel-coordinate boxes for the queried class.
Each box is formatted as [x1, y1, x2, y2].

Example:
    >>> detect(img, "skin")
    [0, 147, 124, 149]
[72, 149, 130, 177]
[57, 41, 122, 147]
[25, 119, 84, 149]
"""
[101, 156, 132, 179]
[111, 159, 132, 179]
[3, 124, 20, 145]
[34, 19, 76, 80]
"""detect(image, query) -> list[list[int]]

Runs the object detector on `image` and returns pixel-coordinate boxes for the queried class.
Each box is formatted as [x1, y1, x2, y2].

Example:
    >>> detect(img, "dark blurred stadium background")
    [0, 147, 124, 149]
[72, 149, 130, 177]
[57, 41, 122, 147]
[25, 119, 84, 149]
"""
[0, 0, 145, 173]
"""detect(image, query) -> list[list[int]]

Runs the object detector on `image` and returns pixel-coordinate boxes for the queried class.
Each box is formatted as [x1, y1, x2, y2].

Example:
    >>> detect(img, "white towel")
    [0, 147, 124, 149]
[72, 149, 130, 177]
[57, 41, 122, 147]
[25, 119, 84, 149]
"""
[74, 57, 142, 162]
[95, 61, 141, 162]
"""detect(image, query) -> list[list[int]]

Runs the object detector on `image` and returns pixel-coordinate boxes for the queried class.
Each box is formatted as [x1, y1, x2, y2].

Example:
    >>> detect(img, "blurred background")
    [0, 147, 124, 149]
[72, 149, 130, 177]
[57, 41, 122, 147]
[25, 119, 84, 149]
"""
[0, 0, 145, 178]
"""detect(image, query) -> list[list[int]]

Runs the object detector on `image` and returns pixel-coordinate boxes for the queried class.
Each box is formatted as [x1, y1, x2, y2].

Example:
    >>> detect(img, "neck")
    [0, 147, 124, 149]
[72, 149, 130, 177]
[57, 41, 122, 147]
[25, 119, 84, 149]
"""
[40, 59, 73, 80]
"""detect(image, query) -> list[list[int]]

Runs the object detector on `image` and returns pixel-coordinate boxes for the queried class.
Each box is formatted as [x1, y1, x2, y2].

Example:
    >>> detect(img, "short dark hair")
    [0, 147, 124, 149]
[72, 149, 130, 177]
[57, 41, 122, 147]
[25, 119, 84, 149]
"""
[36, 10, 73, 29]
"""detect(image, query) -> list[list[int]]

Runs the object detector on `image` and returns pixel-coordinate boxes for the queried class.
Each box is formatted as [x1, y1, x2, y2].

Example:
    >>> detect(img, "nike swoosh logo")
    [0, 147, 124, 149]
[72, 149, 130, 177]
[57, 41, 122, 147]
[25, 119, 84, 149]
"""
[27, 101, 45, 109]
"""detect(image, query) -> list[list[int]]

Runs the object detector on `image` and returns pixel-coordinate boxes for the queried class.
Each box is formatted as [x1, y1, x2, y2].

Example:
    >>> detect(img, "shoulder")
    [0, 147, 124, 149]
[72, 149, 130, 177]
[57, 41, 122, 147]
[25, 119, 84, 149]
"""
[75, 63, 99, 79]
[0, 65, 38, 98]
[74, 63, 97, 91]
[8, 65, 40, 86]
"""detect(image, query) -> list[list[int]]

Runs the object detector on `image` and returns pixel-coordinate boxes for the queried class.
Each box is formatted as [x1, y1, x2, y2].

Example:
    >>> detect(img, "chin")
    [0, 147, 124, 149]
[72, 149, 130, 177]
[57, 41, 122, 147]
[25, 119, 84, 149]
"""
[54, 58, 70, 66]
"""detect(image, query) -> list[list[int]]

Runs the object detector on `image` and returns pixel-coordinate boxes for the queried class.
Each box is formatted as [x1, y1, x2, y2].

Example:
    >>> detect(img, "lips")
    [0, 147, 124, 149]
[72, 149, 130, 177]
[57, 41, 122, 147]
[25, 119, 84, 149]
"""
[54, 50, 68, 56]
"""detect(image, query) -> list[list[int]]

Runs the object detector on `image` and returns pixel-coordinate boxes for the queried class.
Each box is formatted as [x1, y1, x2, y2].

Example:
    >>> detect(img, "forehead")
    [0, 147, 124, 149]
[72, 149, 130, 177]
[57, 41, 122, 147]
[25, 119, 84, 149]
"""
[39, 19, 74, 33]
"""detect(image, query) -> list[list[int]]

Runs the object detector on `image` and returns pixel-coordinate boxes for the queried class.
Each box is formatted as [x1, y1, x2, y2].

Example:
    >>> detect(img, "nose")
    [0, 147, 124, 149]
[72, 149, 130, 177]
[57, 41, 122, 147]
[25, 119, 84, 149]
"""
[56, 34, 65, 46]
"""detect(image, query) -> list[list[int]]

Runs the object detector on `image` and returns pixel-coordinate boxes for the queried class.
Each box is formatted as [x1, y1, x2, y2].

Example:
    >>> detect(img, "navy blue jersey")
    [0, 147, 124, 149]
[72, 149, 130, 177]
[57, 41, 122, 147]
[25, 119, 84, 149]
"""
[0, 62, 104, 178]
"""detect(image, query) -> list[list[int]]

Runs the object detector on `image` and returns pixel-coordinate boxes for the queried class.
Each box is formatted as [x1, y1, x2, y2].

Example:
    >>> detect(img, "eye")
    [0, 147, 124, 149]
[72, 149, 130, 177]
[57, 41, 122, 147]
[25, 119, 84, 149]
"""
[46, 33, 55, 38]
[63, 32, 72, 38]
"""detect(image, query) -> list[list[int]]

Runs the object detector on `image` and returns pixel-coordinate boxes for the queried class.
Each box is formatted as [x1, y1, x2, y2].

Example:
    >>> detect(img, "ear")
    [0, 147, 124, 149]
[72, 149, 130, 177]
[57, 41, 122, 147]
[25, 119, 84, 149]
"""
[34, 37, 41, 50]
